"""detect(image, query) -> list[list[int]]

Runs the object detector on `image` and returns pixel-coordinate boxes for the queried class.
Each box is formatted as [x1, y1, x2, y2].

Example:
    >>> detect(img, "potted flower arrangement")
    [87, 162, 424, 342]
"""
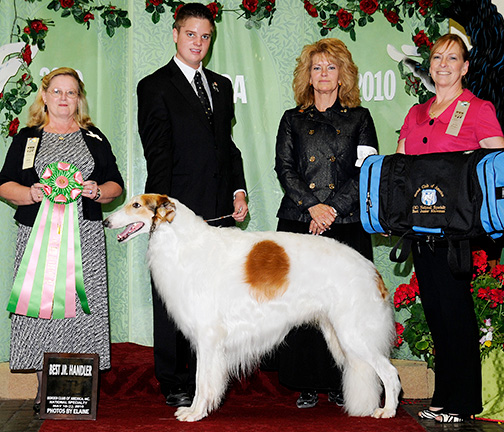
[394, 250, 504, 368]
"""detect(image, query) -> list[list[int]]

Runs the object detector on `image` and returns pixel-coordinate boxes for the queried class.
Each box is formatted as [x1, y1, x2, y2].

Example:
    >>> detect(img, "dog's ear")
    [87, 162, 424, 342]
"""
[156, 195, 177, 223]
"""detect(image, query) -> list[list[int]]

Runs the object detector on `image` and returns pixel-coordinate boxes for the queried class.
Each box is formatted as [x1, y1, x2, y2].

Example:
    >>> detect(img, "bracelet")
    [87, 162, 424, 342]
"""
[93, 187, 101, 201]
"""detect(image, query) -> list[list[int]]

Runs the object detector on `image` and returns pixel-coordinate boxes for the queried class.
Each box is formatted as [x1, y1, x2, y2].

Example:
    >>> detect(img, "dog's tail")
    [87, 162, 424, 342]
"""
[342, 357, 382, 416]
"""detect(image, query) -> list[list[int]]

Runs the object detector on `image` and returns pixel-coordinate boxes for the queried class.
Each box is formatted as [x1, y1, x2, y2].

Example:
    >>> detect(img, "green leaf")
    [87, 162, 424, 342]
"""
[106, 25, 115, 37]
[321, 27, 329, 36]
[122, 18, 132, 28]
[350, 28, 356, 41]
[152, 11, 160, 24]
[415, 339, 429, 351]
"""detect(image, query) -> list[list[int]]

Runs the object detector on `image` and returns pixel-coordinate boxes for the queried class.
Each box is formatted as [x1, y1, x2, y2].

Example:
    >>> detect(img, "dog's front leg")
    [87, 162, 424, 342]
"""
[175, 346, 228, 422]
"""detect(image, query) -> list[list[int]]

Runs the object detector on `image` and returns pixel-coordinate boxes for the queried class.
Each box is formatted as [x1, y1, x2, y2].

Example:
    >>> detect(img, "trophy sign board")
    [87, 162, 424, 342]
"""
[40, 353, 99, 420]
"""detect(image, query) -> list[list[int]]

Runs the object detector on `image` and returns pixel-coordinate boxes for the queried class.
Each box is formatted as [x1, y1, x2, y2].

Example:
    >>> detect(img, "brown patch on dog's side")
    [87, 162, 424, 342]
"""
[375, 270, 389, 300]
[244, 240, 290, 302]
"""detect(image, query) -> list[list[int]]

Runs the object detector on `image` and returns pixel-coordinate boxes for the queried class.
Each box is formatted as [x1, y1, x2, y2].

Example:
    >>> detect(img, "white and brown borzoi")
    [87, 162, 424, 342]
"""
[104, 194, 401, 422]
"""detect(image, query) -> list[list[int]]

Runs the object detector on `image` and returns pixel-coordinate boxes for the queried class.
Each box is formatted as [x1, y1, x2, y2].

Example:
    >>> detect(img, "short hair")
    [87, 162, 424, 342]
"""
[27, 67, 93, 129]
[429, 33, 470, 63]
[173, 2, 215, 33]
[293, 38, 361, 109]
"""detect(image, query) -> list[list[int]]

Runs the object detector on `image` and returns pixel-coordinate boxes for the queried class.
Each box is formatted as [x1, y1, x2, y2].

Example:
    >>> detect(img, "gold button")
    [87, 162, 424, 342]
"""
[340, 109, 347, 113]
[336, 129, 341, 134]
[330, 156, 336, 162]
[309, 183, 316, 189]
[308, 129, 315, 135]
[328, 184, 335, 189]
[309, 156, 316, 162]
[298, 200, 303, 205]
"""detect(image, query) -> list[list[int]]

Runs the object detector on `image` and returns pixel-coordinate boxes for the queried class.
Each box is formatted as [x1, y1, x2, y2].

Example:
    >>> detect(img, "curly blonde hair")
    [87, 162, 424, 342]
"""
[27, 67, 94, 129]
[293, 38, 361, 109]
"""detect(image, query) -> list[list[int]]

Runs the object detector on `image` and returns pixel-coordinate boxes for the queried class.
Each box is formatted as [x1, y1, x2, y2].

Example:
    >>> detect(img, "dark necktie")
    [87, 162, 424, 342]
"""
[194, 71, 213, 125]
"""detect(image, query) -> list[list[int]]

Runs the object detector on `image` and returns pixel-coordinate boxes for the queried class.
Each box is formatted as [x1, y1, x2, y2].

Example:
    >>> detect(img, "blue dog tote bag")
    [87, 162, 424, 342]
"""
[7, 161, 90, 319]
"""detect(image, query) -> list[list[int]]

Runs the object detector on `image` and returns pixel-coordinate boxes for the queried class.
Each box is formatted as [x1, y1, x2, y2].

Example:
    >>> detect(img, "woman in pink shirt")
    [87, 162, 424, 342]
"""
[397, 34, 504, 423]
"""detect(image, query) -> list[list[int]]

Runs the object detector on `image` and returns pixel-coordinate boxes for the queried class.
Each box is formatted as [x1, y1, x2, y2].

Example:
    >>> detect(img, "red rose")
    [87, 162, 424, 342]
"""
[0, 93, 3, 99]
[60, 0, 75, 8]
[23, 26, 31, 34]
[242, 0, 258, 13]
[383, 9, 399, 24]
[207, 2, 219, 18]
[265, 4, 272, 11]
[83, 12, 95, 22]
[336, 8, 353, 28]
[303, 1, 318, 18]
[359, 0, 378, 15]
[413, 30, 433, 48]
[9, 118, 20, 137]
[419, 0, 433, 9]
[30, 20, 47, 33]
[147, 0, 163, 6]
[22, 44, 32, 66]
[174, 4, 183, 19]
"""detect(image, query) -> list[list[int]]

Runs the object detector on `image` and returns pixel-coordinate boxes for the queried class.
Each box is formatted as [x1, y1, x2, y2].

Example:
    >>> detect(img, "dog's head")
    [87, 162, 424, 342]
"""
[103, 194, 177, 242]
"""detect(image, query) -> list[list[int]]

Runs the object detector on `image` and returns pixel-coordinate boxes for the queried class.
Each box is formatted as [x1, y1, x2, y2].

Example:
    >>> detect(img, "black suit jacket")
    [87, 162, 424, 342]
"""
[137, 59, 246, 221]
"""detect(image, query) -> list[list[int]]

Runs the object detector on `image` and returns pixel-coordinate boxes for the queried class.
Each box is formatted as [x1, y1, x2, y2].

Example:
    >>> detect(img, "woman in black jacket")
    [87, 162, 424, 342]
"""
[0, 67, 123, 413]
[274, 38, 379, 408]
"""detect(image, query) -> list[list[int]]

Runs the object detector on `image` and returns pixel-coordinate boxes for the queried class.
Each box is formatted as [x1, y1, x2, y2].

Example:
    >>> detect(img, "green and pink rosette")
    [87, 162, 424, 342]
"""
[7, 162, 90, 319]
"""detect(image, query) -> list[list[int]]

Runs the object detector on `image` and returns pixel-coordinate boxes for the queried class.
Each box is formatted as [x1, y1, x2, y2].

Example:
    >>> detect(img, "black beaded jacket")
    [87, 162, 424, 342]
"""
[275, 99, 379, 224]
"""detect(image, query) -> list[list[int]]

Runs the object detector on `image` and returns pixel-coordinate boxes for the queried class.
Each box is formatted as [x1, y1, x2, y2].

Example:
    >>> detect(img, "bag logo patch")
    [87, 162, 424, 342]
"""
[412, 185, 446, 215]
[421, 189, 437, 206]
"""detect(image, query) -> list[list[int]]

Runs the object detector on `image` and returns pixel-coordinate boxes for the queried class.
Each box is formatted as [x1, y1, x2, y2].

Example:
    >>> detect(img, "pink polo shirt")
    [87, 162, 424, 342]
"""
[399, 89, 503, 155]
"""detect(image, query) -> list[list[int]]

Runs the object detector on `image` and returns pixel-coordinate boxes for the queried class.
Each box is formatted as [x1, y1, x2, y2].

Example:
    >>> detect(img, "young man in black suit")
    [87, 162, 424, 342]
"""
[137, 2, 248, 407]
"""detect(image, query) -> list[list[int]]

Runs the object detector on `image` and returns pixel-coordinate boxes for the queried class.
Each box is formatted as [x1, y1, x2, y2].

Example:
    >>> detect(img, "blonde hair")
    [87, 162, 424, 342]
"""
[293, 38, 361, 109]
[27, 67, 94, 129]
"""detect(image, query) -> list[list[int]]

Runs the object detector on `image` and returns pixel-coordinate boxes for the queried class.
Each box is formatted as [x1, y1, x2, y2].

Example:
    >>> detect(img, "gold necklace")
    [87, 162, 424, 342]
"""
[429, 90, 463, 119]
[47, 122, 75, 140]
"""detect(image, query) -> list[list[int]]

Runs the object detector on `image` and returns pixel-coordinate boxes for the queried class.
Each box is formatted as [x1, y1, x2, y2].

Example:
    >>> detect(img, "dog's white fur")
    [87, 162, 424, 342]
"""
[104, 194, 401, 422]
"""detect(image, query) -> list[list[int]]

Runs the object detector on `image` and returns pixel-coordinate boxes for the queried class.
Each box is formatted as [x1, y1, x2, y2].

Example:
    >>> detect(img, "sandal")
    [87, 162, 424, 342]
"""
[435, 413, 465, 423]
[418, 408, 443, 419]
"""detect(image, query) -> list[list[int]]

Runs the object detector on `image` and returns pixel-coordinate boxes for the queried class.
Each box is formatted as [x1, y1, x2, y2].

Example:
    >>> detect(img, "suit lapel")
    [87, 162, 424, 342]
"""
[168, 60, 214, 133]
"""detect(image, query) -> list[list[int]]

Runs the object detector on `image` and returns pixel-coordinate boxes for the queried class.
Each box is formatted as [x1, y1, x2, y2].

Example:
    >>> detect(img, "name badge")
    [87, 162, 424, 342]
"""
[445, 101, 470, 137]
[22, 138, 40, 169]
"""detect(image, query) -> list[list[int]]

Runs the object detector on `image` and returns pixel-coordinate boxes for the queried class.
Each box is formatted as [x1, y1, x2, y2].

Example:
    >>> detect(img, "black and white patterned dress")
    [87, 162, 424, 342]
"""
[9, 130, 111, 371]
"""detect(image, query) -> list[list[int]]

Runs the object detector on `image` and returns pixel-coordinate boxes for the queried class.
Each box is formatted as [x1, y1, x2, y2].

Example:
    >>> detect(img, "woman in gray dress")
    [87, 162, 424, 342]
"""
[0, 67, 123, 413]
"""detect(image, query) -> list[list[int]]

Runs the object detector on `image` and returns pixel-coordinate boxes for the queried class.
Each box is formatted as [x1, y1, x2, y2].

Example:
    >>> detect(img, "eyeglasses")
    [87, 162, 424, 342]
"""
[47, 88, 79, 99]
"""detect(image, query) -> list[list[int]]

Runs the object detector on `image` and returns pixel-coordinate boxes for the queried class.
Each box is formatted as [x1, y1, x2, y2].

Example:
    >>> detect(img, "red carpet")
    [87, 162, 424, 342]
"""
[40, 343, 425, 432]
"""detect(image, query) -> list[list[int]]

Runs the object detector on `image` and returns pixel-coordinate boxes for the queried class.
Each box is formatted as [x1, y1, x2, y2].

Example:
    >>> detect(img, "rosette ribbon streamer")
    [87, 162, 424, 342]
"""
[7, 162, 90, 319]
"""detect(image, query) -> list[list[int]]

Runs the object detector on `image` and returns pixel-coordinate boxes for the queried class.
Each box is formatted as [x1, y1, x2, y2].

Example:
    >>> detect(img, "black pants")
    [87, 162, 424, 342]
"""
[274, 219, 373, 392]
[151, 280, 196, 396]
[412, 242, 482, 416]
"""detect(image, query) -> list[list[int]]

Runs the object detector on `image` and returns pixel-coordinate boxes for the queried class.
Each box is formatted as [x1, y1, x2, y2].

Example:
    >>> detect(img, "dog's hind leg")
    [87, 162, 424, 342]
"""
[338, 347, 400, 418]
[369, 356, 401, 419]
[175, 346, 229, 422]
[320, 322, 380, 416]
